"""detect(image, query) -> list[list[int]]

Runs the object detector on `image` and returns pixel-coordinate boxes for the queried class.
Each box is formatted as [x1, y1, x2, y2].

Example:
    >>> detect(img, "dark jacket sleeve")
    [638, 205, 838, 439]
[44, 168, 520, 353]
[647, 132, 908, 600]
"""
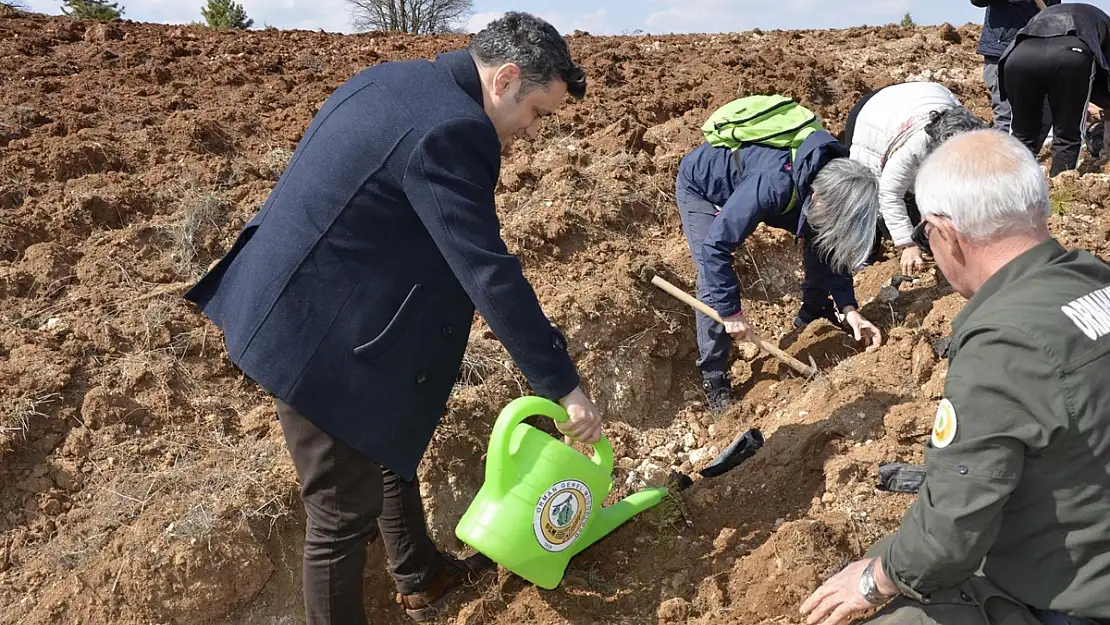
[403, 117, 580, 401]
[701, 172, 791, 317]
[801, 235, 859, 311]
[880, 326, 1065, 599]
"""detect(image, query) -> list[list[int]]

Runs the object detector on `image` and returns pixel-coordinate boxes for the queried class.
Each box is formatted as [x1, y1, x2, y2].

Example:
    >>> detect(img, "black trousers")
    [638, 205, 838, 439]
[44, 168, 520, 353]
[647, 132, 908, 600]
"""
[842, 87, 882, 149]
[1004, 35, 1097, 176]
[275, 399, 440, 625]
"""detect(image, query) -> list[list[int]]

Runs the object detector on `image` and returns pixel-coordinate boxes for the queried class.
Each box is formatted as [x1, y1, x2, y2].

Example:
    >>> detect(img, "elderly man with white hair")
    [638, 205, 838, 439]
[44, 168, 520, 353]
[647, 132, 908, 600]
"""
[800, 129, 1110, 625]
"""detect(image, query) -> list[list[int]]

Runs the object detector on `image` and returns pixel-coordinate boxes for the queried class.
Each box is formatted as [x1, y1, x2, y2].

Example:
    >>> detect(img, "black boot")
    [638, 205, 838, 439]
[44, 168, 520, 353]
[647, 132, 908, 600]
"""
[701, 374, 733, 414]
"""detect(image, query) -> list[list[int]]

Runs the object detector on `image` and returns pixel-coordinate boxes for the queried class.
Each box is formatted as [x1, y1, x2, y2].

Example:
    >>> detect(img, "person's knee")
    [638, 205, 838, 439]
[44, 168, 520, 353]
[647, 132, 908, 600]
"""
[304, 503, 380, 549]
[302, 482, 383, 546]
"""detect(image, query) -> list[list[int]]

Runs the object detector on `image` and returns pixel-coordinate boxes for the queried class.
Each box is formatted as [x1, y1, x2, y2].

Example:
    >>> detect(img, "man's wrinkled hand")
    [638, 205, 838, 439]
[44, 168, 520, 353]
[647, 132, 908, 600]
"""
[558, 386, 602, 444]
[721, 312, 757, 342]
[845, 310, 882, 352]
[900, 246, 925, 275]
[800, 559, 883, 625]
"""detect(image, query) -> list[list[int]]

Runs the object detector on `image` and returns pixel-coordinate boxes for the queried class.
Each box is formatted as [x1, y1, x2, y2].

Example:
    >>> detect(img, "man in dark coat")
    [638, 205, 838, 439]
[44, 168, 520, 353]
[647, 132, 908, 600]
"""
[183, 12, 602, 624]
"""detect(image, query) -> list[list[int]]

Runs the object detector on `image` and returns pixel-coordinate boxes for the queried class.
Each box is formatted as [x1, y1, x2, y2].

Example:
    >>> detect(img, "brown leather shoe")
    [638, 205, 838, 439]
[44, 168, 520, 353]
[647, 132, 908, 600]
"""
[396, 553, 493, 622]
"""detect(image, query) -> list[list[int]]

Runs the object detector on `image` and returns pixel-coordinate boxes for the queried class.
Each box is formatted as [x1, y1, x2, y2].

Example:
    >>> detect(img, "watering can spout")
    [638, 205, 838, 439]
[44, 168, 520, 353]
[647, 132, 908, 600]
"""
[580, 486, 670, 551]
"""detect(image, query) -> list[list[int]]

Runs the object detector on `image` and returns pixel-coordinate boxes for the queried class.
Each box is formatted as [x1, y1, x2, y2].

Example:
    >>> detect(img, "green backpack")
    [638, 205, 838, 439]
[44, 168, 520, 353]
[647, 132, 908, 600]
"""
[701, 94, 825, 212]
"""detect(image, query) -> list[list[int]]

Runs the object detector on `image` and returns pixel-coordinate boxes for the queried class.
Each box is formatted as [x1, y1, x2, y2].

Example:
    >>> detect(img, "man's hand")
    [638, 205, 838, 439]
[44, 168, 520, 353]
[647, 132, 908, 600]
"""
[1088, 102, 1102, 117]
[720, 312, 757, 342]
[558, 386, 602, 444]
[845, 309, 882, 351]
[800, 559, 892, 625]
[900, 246, 925, 275]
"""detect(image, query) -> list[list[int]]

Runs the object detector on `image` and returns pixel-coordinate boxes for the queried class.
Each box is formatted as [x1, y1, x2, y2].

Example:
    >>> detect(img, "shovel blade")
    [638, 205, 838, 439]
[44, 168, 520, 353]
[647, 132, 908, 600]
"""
[699, 429, 765, 478]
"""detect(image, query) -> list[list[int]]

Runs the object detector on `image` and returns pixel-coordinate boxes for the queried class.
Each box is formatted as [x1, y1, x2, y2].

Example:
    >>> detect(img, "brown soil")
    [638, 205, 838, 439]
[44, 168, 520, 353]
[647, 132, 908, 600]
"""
[1, 10, 1108, 625]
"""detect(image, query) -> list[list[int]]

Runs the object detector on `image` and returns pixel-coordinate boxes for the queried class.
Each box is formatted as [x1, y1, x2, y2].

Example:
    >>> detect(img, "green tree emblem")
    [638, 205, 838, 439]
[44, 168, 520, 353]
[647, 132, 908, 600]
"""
[551, 494, 575, 527]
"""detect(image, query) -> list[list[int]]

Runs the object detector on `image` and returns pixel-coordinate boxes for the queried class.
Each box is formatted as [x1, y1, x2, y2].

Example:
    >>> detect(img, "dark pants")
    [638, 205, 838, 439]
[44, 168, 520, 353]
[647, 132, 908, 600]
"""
[985, 56, 1052, 136]
[276, 399, 440, 625]
[676, 185, 834, 379]
[842, 87, 882, 149]
[1004, 35, 1097, 176]
[868, 193, 922, 265]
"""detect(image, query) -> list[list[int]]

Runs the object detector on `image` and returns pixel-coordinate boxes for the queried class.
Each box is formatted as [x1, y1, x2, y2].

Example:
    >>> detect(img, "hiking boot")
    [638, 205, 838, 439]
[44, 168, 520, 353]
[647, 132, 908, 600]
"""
[396, 552, 493, 622]
[701, 375, 732, 414]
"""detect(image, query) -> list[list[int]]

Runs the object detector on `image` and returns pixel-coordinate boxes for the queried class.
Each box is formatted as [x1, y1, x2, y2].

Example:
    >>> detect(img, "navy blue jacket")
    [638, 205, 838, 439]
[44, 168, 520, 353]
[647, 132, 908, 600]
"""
[184, 50, 580, 480]
[971, 0, 1061, 58]
[676, 131, 858, 319]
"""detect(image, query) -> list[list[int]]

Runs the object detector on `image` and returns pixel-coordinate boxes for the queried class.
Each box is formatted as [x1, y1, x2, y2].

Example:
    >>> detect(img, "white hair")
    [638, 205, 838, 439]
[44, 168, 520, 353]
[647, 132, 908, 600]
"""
[915, 129, 1050, 241]
[808, 158, 880, 274]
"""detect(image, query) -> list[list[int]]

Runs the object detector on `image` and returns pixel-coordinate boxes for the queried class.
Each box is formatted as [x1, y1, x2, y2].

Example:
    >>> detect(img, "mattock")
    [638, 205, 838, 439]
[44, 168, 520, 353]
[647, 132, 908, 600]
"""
[650, 275, 819, 379]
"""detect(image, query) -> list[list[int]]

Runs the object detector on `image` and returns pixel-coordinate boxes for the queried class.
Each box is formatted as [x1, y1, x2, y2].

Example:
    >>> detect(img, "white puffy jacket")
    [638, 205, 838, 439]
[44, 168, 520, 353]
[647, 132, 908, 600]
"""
[848, 81, 960, 247]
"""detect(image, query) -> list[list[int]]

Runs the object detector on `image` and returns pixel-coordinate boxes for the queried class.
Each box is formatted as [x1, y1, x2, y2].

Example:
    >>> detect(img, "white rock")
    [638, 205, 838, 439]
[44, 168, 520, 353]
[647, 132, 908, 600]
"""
[38, 317, 66, 332]
[683, 432, 697, 450]
[689, 448, 708, 464]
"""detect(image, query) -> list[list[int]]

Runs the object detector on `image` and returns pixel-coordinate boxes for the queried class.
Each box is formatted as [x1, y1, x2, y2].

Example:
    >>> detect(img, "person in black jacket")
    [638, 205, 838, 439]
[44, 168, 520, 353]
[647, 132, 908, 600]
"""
[971, 0, 1059, 135]
[999, 2, 1110, 175]
[183, 13, 601, 624]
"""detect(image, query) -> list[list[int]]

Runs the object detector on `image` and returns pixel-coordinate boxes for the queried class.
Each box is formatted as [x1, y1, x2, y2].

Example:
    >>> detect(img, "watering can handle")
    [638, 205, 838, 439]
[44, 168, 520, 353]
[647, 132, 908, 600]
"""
[487, 396, 615, 498]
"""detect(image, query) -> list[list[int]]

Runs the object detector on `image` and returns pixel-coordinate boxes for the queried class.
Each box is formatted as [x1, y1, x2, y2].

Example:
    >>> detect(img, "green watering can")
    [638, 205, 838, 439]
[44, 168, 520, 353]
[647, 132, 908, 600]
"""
[455, 396, 669, 589]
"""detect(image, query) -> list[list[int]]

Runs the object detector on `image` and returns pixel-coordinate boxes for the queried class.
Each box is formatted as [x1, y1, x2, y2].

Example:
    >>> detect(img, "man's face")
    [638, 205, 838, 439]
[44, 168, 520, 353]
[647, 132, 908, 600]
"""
[484, 64, 568, 148]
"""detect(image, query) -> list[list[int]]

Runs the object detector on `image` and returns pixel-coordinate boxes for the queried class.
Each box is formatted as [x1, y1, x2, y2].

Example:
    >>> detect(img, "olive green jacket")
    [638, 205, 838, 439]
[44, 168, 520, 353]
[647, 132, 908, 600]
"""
[880, 239, 1110, 618]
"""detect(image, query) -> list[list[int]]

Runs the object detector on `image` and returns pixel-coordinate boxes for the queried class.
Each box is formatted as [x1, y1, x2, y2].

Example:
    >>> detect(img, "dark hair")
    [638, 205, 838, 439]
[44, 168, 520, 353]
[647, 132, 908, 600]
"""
[468, 12, 587, 100]
[925, 106, 987, 153]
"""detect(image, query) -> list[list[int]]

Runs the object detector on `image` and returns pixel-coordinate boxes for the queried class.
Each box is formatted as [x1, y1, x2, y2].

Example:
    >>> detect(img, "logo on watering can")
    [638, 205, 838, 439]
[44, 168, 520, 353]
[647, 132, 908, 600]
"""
[533, 480, 593, 552]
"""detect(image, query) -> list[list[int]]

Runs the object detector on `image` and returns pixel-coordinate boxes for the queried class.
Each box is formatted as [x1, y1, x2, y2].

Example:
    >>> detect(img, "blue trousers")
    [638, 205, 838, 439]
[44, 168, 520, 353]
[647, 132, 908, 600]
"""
[676, 186, 835, 379]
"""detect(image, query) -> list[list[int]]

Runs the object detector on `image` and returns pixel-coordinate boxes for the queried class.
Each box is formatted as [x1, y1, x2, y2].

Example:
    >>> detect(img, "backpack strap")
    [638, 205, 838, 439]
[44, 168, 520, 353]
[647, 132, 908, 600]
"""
[731, 146, 799, 216]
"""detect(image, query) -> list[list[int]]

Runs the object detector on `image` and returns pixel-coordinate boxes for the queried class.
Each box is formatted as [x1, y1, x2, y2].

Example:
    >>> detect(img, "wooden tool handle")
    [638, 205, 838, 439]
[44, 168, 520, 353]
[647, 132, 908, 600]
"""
[1033, 0, 1047, 10]
[651, 275, 817, 377]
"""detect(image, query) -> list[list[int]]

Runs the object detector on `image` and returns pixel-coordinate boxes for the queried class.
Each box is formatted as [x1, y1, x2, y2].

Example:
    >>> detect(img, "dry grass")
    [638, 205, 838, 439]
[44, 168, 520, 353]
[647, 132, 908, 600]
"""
[41, 426, 294, 570]
[0, 392, 62, 445]
[455, 336, 526, 397]
[258, 146, 294, 180]
[159, 187, 228, 280]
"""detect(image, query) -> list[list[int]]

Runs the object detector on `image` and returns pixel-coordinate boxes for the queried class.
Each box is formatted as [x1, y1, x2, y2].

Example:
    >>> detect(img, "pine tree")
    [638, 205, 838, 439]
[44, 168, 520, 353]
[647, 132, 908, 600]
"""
[60, 0, 124, 21]
[201, 0, 253, 30]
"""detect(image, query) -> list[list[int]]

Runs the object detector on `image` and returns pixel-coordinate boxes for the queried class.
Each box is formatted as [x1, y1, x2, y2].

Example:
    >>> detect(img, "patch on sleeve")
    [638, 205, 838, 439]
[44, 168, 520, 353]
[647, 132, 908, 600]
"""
[931, 398, 957, 448]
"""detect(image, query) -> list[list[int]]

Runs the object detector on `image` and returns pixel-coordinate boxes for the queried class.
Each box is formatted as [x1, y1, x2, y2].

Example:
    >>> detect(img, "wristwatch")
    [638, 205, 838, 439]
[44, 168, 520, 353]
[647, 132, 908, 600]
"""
[859, 559, 894, 605]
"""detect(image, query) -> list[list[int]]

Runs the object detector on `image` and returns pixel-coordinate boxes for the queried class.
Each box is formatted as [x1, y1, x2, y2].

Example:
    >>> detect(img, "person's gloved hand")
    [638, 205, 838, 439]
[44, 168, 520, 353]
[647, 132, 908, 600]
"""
[900, 246, 925, 275]
[558, 386, 602, 444]
[720, 312, 757, 342]
[844, 309, 882, 352]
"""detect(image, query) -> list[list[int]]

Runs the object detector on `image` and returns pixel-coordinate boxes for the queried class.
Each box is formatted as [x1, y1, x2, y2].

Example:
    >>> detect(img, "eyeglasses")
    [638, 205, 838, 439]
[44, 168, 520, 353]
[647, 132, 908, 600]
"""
[911, 220, 932, 255]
